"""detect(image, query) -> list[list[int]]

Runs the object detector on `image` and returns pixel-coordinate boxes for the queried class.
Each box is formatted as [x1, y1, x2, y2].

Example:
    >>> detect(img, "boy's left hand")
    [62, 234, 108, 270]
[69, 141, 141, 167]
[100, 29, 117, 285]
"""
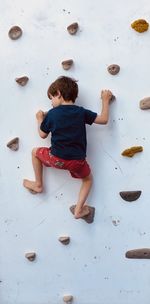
[36, 110, 45, 121]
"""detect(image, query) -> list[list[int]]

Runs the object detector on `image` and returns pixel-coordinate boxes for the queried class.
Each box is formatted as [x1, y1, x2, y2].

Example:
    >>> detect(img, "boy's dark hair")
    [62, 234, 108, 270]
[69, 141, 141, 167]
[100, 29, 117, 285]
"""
[47, 76, 78, 103]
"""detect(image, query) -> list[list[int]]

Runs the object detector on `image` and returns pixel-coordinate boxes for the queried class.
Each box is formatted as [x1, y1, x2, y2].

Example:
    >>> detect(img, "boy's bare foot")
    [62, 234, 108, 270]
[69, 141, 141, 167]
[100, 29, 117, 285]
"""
[23, 179, 43, 194]
[74, 205, 90, 219]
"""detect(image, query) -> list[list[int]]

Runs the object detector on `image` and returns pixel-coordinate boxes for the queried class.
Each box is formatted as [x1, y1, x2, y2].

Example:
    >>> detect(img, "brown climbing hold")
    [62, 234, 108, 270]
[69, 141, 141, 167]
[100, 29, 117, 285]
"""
[121, 146, 143, 157]
[131, 19, 149, 33]
[126, 248, 150, 259]
[119, 191, 142, 202]
[140, 97, 150, 110]
[59, 236, 70, 245]
[107, 64, 120, 75]
[7, 137, 19, 151]
[62, 59, 73, 70]
[15, 76, 29, 86]
[25, 252, 36, 261]
[70, 205, 95, 224]
[63, 295, 73, 303]
[8, 26, 22, 40]
[67, 22, 79, 35]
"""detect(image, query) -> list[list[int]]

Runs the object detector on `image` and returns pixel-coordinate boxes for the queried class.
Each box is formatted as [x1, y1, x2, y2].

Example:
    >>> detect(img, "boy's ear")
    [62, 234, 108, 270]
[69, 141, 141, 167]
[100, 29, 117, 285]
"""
[57, 90, 61, 98]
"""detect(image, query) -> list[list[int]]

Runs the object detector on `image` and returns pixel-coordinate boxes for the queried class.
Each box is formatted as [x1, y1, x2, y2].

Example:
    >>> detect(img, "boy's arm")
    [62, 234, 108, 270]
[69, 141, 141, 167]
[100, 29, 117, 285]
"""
[36, 110, 48, 138]
[94, 90, 113, 125]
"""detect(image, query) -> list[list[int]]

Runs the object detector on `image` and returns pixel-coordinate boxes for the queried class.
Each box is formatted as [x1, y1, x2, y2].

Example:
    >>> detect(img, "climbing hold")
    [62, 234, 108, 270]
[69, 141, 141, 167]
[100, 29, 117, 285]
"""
[59, 236, 70, 245]
[119, 191, 141, 202]
[15, 76, 29, 86]
[61, 59, 73, 70]
[126, 248, 150, 259]
[67, 22, 79, 35]
[121, 146, 143, 157]
[7, 137, 19, 151]
[8, 26, 22, 40]
[63, 295, 73, 303]
[70, 205, 95, 224]
[131, 19, 149, 33]
[25, 252, 36, 261]
[107, 64, 120, 75]
[140, 97, 150, 109]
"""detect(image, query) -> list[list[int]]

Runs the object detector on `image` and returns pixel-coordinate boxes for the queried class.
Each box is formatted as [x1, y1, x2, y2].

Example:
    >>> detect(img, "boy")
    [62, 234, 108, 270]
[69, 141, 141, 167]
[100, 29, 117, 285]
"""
[23, 76, 113, 219]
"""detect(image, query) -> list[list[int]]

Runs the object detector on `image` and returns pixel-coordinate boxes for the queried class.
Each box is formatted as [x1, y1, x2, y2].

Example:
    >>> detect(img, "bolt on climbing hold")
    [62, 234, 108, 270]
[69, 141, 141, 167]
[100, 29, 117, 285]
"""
[140, 97, 150, 109]
[61, 59, 74, 70]
[59, 236, 70, 245]
[25, 252, 36, 261]
[7, 137, 19, 151]
[107, 64, 120, 75]
[121, 146, 143, 157]
[67, 22, 79, 35]
[126, 248, 150, 259]
[63, 295, 73, 303]
[131, 19, 149, 33]
[15, 76, 29, 86]
[119, 191, 142, 202]
[8, 26, 22, 40]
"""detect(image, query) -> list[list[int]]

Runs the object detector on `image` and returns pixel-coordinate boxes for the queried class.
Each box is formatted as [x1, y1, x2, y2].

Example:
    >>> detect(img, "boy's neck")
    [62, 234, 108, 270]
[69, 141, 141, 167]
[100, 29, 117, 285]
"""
[61, 100, 74, 105]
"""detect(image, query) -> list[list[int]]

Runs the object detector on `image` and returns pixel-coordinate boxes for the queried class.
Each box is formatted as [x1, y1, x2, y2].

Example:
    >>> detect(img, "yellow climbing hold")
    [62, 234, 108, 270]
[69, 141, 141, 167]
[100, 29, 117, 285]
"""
[131, 19, 149, 33]
[122, 146, 143, 157]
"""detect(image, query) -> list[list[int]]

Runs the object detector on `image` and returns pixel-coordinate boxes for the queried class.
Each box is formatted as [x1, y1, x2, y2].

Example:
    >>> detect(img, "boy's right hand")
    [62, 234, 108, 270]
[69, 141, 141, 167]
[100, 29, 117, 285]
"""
[101, 90, 113, 102]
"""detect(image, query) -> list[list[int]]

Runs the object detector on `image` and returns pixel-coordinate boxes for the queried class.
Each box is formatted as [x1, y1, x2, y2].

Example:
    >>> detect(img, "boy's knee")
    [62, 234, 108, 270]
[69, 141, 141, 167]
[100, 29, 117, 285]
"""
[32, 147, 38, 156]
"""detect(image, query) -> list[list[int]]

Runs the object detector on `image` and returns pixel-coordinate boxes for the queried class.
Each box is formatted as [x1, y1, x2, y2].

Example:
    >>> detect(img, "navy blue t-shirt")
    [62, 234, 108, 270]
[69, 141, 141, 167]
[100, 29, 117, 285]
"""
[40, 105, 97, 160]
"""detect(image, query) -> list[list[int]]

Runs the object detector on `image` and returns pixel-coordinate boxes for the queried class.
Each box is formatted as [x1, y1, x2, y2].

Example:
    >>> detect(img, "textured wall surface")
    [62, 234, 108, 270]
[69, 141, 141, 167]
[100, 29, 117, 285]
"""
[1, 0, 150, 303]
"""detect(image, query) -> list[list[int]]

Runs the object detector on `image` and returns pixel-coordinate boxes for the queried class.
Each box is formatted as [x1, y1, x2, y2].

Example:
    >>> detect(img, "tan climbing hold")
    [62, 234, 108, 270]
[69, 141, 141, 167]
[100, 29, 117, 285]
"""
[119, 191, 142, 202]
[70, 205, 95, 224]
[140, 97, 150, 110]
[126, 248, 150, 259]
[63, 295, 73, 303]
[15, 76, 29, 86]
[8, 26, 22, 40]
[25, 252, 36, 261]
[62, 59, 73, 70]
[131, 19, 149, 33]
[59, 236, 70, 245]
[121, 146, 143, 157]
[107, 64, 120, 75]
[7, 137, 19, 151]
[67, 22, 79, 35]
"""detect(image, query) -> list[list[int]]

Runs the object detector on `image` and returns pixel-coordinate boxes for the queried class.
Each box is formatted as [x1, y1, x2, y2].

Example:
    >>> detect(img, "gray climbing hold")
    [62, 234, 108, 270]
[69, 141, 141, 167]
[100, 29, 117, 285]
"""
[67, 22, 79, 35]
[15, 76, 29, 86]
[70, 205, 95, 224]
[140, 97, 150, 110]
[119, 191, 141, 202]
[8, 26, 22, 40]
[59, 236, 70, 245]
[63, 295, 73, 303]
[61, 59, 73, 70]
[7, 137, 19, 151]
[107, 64, 120, 75]
[25, 252, 36, 261]
[126, 248, 150, 259]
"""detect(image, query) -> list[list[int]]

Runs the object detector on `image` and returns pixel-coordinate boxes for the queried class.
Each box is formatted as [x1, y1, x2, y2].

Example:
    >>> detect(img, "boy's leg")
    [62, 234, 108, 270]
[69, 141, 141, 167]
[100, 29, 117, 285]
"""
[74, 173, 93, 219]
[23, 148, 43, 193]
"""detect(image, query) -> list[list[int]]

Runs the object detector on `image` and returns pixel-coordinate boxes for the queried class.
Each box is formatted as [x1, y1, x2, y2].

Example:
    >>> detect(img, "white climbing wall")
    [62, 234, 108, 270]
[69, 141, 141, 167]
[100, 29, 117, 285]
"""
[1, 0, 150, 303]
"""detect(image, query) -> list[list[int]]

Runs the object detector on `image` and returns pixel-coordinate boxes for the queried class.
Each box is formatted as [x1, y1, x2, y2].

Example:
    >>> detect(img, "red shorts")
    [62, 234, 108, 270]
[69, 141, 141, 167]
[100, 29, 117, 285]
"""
[36, 147, 91, 179]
